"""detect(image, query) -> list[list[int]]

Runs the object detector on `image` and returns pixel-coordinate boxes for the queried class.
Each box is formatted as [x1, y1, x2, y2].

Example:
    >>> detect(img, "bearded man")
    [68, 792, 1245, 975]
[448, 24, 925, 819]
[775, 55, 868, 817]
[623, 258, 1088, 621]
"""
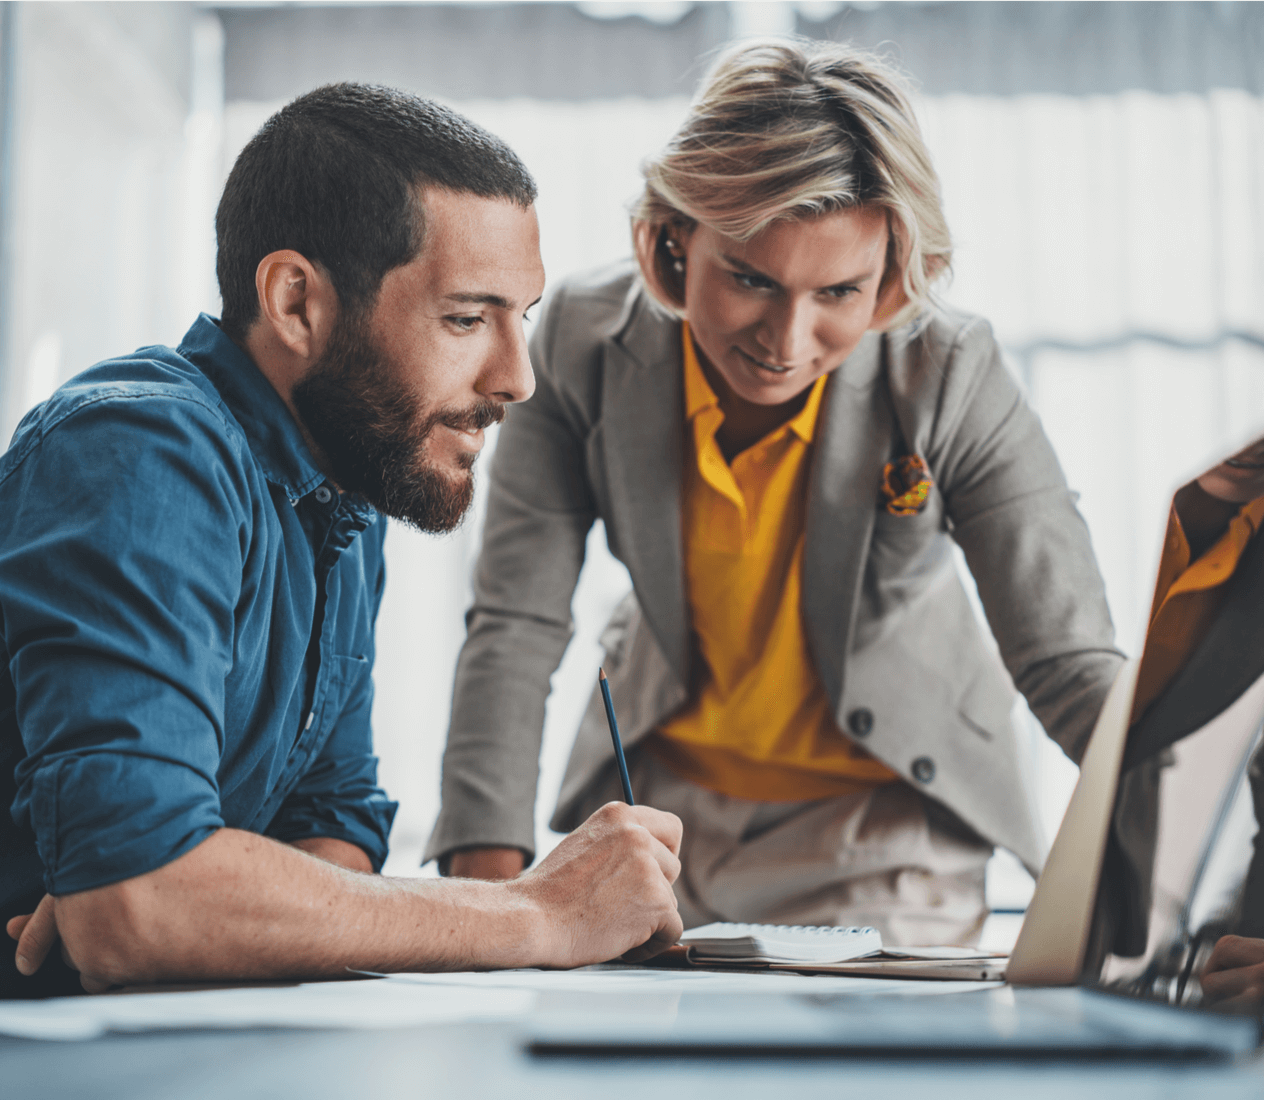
[0, 84, 683, 998]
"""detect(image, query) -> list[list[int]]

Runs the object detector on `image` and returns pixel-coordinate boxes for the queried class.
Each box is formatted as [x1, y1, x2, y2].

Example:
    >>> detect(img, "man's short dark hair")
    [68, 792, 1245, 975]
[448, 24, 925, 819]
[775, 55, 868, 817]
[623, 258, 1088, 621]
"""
[215, 83, 538, 339]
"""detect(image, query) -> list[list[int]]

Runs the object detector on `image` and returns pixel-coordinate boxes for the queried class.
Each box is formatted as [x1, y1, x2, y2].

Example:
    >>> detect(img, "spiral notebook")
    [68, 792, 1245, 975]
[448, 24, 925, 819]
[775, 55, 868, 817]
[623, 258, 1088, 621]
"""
[679, 922, 883, 966]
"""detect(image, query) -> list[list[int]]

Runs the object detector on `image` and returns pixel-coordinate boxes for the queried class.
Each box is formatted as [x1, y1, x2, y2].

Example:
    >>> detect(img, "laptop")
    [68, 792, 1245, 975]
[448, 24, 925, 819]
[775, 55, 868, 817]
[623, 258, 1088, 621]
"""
[527, 430, 1264, 1058]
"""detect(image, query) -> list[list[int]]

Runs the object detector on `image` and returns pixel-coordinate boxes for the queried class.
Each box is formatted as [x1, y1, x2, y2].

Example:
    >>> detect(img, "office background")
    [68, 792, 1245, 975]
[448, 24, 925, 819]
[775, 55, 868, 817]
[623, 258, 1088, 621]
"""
[0, 1, 1260, 917]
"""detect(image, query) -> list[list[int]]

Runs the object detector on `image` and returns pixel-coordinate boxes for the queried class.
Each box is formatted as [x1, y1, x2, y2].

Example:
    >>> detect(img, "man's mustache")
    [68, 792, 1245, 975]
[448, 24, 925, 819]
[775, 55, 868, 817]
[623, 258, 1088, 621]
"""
[438, 400, 506, 435]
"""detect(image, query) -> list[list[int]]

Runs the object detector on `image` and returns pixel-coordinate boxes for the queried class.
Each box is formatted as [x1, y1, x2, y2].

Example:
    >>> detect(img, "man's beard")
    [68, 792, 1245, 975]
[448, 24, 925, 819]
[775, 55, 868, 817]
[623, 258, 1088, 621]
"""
[291, 311, 504, 533]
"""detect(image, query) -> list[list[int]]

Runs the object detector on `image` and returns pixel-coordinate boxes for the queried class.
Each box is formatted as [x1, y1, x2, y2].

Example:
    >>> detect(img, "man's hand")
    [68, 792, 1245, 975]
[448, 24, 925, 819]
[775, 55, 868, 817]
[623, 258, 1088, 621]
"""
[6, 896, 48, 974]
[508, 801, 684, 968]
[6, 893, 109, 993]
[1201, 935, 1264, 1008]
[448, 847, 526, 880]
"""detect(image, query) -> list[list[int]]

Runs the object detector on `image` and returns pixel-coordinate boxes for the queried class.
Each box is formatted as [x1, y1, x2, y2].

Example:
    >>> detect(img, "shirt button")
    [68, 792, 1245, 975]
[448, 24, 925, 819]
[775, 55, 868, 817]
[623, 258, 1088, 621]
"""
[911, 756, 936, 783]
[847, 708, 874, 737]
[314, 486, 333, 505]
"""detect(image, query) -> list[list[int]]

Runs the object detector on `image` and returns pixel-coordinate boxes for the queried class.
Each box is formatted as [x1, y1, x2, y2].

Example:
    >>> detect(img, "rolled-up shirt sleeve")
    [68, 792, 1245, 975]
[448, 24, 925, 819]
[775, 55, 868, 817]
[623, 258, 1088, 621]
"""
[4, 391, 249, 896]
[264, 667, 397, 871]
[265, 541, 397, 871]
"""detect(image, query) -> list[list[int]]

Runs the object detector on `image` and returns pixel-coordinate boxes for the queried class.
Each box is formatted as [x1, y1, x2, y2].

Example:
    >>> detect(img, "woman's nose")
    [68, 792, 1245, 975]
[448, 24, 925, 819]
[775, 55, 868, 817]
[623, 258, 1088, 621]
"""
[759, 298, 814, 365]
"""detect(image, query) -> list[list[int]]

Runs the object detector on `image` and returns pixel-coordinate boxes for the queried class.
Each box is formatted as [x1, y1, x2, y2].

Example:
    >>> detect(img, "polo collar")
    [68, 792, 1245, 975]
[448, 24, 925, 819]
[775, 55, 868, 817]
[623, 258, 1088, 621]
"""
[681, 321, 828, 444]
[682, 322, 717, 422]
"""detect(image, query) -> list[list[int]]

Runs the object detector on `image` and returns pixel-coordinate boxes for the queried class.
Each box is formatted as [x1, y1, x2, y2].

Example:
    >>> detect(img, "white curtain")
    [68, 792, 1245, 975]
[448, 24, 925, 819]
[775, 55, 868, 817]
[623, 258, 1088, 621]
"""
[354, 91, 1264, 883]
[7, 12, 1262, 890]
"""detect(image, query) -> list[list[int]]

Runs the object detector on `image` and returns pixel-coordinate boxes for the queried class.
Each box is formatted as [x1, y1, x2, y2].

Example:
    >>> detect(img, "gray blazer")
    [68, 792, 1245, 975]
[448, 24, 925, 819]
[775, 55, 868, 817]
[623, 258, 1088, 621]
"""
[425, 263, 1124, 874]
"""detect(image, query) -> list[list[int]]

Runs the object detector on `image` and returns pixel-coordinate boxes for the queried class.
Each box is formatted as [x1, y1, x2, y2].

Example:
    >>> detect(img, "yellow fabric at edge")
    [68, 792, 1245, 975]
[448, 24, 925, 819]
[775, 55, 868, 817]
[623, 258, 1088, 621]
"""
[649, 324, 899, 802]
[1131, 494, 1264, 724]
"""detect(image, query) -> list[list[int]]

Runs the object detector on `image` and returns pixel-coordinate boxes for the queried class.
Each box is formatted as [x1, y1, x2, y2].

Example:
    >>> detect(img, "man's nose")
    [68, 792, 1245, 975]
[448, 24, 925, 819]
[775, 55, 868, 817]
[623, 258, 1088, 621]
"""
[483, 323, 536, 405]
[759, 298, 814, 365]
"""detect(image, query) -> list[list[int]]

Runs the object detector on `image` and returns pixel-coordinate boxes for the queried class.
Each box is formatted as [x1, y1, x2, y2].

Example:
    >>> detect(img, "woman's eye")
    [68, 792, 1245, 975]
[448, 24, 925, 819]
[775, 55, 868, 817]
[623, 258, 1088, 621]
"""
[733, 272, 773, 290]
[823, 285, 859, 300]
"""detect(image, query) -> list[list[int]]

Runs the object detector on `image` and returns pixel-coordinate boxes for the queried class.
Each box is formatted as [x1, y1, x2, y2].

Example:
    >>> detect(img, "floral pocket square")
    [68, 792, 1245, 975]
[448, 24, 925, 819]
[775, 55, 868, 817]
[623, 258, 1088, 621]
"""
[881, 454, 933, 516]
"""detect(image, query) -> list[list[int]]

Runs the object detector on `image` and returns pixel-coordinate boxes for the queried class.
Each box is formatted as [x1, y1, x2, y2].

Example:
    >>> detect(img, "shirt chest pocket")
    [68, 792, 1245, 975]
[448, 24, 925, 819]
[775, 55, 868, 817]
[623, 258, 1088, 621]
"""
[310, 653, 369, 735]
[871, 487, 945, 547]
[865, 489, 955, 594]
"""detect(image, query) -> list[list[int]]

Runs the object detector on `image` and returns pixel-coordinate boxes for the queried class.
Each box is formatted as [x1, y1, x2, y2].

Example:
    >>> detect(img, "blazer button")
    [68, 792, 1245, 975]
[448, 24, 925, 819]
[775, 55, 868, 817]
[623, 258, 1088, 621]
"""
[847, 708, 874, 737]
[911, 756, 936, 784]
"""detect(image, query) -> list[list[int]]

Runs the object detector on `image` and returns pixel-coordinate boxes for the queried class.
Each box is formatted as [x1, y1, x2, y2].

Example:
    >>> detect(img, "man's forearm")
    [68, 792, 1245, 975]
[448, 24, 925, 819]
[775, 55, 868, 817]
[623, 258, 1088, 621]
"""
[54, 828, 542, 987]
[22, 802, 684, 990]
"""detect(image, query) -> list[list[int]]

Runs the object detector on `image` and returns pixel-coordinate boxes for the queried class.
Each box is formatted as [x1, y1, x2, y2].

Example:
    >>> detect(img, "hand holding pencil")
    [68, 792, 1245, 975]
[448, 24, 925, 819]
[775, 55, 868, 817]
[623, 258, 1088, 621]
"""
[504, 674, 681, 965]
[479, 667, 683, 967]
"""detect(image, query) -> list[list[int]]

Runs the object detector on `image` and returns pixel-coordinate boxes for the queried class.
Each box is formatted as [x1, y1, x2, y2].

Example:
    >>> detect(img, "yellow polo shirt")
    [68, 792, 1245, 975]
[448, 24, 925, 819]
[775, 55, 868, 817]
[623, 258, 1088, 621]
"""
[648, 325, 899, 802]
[1131, 493, 1264, 724]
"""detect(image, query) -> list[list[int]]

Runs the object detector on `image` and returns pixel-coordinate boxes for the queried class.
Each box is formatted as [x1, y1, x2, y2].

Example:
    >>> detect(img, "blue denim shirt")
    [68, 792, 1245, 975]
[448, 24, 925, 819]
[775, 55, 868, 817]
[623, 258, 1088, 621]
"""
[0, 315, 397, 909]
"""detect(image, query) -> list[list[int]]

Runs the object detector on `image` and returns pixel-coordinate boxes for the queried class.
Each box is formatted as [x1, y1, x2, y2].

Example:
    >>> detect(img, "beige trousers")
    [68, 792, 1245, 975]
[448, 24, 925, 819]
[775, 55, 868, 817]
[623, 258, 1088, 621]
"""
[576, 750, 993, 947]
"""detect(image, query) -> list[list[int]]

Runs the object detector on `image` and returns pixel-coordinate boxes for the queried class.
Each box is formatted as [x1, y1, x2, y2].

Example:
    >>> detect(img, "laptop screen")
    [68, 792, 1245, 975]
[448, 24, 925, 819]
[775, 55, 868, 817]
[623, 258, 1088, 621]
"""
[1088, 434, 1264, 1007]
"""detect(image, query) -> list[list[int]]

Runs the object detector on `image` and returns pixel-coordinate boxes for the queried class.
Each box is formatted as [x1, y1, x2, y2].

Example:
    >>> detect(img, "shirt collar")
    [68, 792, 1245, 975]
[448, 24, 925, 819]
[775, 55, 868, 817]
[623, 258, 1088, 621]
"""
[681, 321, 828, 444]
[787, 372, 828, 444]
[1243, 495, 1264, 534]
[176, 314, 329, 501]
[682, 322, 718, 422]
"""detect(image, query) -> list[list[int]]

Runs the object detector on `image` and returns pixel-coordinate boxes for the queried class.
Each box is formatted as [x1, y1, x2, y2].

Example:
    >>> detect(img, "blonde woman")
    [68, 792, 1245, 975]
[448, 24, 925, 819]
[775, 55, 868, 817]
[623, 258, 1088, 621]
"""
[426, 39, 1124, 945]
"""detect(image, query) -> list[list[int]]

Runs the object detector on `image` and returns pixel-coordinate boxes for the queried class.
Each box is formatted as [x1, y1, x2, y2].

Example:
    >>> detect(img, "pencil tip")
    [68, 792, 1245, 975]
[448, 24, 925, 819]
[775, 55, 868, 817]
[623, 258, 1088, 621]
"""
[598, 667, 607, 681]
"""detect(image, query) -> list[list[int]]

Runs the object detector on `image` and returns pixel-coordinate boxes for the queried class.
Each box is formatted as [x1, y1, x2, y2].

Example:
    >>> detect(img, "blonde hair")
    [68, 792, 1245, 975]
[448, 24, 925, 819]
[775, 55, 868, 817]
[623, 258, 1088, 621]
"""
[632, 38, 951, 329]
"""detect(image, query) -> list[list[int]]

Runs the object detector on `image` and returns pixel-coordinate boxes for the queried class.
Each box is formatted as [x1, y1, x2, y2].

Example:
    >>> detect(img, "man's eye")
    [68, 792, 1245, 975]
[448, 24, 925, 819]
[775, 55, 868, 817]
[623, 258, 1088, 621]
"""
[449, 315, 484, 331]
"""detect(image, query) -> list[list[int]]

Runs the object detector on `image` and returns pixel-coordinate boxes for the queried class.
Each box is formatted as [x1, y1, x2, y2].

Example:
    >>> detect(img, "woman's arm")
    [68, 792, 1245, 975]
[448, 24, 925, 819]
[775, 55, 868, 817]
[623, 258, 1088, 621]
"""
[919, 317, 1125, 763]
[425, 282, 602, 871]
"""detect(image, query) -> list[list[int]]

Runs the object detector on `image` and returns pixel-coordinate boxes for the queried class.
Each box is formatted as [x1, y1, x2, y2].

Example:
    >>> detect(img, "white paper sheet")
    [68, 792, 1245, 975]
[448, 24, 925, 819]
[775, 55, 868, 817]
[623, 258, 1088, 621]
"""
[0, 965, 995, 1042]
[380, 965, 998, 997]
[0, 978, 534, 1042]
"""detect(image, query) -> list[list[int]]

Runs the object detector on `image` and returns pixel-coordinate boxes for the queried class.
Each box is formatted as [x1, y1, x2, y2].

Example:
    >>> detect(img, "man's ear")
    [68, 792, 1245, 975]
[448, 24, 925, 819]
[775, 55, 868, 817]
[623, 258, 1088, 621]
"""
[254, 250, 337, 362]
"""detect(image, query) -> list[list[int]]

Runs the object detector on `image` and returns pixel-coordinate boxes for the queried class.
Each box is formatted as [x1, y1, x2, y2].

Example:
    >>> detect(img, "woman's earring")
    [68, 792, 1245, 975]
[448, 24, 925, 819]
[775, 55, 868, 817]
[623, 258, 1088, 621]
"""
[664, 239, 685, 275]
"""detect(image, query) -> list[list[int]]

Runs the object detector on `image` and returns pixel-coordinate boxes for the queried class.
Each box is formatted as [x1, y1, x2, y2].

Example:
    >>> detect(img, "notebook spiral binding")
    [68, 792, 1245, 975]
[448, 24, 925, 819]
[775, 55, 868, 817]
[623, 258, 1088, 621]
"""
[722, 924, 876, 937]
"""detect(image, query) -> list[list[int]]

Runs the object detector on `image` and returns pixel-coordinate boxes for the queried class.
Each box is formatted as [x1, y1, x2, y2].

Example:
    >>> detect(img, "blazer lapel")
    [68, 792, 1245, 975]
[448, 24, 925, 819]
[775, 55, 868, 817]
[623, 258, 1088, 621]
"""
[802, 332, 891, 706]
[597, 292, 690, 687]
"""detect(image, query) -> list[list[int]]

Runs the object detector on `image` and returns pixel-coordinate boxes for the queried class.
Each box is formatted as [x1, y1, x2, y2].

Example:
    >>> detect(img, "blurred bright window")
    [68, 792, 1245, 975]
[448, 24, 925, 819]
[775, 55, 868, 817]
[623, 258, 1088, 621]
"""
[1, 4, 1261, 913]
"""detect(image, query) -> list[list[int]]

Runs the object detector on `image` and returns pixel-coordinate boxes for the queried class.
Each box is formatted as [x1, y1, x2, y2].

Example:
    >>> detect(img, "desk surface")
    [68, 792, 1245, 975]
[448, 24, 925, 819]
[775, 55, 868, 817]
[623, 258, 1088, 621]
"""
[3, 972, 1263, 1100]
[6, 1019, 1264, 1100]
